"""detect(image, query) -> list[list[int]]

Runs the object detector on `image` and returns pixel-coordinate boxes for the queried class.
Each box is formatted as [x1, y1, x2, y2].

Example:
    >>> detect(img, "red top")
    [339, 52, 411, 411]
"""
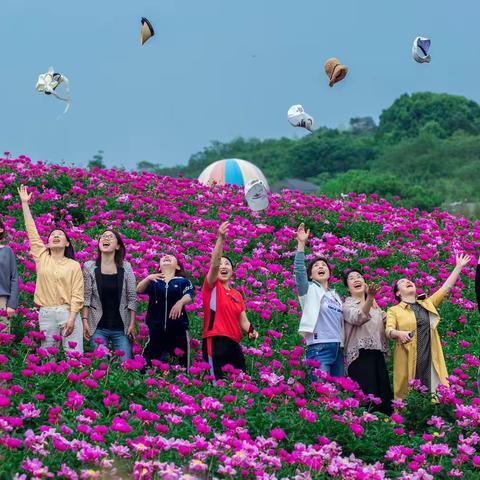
[202, 278, 245, 344]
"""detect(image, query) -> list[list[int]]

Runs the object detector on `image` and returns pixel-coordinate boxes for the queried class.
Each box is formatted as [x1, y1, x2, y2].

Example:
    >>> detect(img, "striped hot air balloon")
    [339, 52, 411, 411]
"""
[198, 159, 270, 190]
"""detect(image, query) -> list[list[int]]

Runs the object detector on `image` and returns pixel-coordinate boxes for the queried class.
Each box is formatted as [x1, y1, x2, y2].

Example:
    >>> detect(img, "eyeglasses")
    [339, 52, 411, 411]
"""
[100, 234, 116, 240]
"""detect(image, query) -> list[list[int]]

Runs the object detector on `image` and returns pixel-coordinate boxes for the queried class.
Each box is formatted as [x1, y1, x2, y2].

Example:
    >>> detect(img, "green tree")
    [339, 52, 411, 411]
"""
[137, 161, 162, 173]
[320, 169, 443, 211]
[376, 92, 480, 144]
[87, 150, 105, 169]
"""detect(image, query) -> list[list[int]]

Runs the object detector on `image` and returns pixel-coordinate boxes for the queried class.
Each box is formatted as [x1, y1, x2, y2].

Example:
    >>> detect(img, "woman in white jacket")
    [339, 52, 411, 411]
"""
[294, 223, 344, 380]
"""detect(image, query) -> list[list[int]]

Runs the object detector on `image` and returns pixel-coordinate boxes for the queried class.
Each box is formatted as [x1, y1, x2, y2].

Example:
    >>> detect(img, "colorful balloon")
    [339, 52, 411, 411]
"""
[198, 159, 269, 190]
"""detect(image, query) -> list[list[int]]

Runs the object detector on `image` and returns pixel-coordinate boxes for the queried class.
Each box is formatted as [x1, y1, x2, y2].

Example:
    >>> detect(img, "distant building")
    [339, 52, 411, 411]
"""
[271, 178, 319, 194]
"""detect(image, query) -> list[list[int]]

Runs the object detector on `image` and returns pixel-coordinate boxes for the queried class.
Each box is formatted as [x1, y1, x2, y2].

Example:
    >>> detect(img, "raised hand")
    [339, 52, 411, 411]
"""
[296, 223, 310, 245]
[147, 273, 164, 282]
[455, 253, 471, 268]
[366, 284, 380, 298]
[18, 185, 33, 204]
[218, 221, 230, 239]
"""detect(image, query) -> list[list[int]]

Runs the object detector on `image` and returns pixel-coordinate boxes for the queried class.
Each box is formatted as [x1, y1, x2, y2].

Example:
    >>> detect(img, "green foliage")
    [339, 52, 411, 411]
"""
[88, 150, 106, 169]
[137, 160, 163, 173]
[319, 169, 443, 211]
[376, 92, 480, 144]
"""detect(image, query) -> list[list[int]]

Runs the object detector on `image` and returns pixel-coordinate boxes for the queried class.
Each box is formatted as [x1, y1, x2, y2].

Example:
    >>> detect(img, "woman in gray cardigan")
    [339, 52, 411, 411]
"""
[0, 219, 19, 333]
[82, 229, 136, 362]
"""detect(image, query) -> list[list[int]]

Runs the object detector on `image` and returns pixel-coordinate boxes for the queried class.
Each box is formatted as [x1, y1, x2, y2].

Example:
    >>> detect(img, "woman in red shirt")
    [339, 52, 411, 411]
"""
[202, 222, 258, 380]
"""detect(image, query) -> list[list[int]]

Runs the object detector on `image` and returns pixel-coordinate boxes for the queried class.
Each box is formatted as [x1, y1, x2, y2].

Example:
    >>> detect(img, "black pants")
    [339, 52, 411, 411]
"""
[348, 349, 393, 415]
[202, 336, 246, 380]
[143, 324, 190, 370]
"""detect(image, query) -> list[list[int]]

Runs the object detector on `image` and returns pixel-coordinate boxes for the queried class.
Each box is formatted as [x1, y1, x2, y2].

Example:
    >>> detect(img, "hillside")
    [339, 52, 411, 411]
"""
[142, 92, 480, 214]
[0, 155, 479, 479]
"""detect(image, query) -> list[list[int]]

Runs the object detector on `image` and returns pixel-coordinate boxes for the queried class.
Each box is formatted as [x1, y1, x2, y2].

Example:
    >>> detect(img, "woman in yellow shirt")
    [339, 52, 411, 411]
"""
[386, 254, 471, 400]
[18, 185, 84, 353]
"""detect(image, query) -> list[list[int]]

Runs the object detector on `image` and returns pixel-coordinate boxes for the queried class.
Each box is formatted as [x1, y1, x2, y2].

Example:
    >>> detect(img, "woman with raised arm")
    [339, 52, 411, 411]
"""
[386, 254, 471, 400]
[202, 221, 258, 380]
[343, 269, 392, 415]
[18, 185, 84, 353]
[82, 229, 136, 362]
[0, 219, 19, 333]
[295, 223, 344, 379]
[137, 254, 195, 370]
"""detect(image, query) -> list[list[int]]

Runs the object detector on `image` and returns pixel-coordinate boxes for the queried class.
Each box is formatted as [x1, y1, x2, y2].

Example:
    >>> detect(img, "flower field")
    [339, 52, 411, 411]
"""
[0, 154, 479, 479]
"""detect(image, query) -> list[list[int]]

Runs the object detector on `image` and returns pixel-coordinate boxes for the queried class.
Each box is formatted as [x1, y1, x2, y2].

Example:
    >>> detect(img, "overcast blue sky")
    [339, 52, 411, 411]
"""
[1, 0, 479, 169]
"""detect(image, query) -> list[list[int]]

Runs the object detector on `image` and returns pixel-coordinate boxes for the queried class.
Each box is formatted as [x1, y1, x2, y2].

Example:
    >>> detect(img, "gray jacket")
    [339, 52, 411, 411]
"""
[83, 260, 137, 334]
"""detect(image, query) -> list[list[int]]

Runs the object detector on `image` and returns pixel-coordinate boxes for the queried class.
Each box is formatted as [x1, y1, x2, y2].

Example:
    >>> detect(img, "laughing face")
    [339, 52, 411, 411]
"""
[396, 278, 417, 300]
[47, 229, 70, 250]
[98, 231, 118, 254]
[218, 257, 234, 283]
[160, 254, 180, 272]
[346, 271, 365, 295]
[310, 260, 330, 283]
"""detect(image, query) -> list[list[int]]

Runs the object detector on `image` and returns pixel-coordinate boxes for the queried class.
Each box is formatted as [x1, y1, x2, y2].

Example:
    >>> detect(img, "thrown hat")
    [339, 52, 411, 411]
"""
[141, 17, 155, 45]
[35, 66, 71, 114]
[324, 57, 348, 87]
[412, 36, 431, 63]
[287, 105, 314, 132]
[244, 178, 269, 212]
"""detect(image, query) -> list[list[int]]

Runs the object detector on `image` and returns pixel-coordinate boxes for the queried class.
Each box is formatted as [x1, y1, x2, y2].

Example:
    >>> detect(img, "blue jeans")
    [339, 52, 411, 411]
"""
[91, 328, 132, 362]
[306, 342, 344, 380]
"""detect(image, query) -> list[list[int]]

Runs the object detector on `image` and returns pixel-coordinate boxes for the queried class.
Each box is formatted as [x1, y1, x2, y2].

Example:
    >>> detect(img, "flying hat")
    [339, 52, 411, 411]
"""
[324, 57, 348, 87]
[245, 178, 269, 212]
[412, 36, 431, 63]
[141, 17, 155, 45]
[35, 67, 71, 114]
[287, 104, 314, 132]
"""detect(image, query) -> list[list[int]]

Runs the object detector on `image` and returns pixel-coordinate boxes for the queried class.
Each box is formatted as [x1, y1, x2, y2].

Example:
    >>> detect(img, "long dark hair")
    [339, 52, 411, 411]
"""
[0, 219, 5, 241]
[96, 229, 126, 268]
[48, 228, 75, 260]
[392, 280, 402, 303]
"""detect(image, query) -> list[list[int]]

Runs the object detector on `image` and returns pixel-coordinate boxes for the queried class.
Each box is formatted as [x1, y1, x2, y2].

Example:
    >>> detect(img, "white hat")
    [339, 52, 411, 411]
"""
[287, 104, 314, 132]
[412, 37, 431, 63]
[245, 179, 269, 212]
[35, 66, 71, 113]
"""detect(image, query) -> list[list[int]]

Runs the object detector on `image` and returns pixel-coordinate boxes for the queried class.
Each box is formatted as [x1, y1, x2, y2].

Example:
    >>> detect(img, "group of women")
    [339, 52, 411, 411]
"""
[1, 186, 257, 380]
[0, 186, 478, 412]
[295, 223, 476, 414]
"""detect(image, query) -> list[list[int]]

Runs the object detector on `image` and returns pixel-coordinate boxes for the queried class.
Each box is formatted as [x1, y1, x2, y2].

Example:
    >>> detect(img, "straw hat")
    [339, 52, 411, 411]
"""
[324, 57, 348, 87]
[141, 17, 155, 45]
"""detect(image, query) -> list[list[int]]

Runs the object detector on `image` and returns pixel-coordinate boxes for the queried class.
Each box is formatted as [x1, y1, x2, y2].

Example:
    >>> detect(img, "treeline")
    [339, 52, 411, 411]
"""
[138, 93, 480, 212]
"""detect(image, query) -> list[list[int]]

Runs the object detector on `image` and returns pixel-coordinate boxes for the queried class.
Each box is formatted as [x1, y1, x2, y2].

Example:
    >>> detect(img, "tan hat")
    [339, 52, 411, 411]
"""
[140, 17, 155, 45]
[324, 57, 348, 87]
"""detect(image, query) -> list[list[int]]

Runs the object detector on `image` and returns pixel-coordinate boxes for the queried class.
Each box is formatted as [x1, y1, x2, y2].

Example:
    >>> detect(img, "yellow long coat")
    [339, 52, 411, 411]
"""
[386, 288, 449, 400]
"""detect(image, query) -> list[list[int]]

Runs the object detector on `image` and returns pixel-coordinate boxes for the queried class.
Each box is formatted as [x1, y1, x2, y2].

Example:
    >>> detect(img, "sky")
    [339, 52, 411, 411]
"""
[1, 0, 480, 170]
